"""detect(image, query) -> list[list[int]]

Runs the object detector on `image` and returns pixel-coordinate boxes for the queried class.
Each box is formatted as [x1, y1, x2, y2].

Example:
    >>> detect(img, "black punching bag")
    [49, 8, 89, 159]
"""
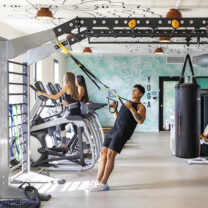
[175, 54, 201, 158]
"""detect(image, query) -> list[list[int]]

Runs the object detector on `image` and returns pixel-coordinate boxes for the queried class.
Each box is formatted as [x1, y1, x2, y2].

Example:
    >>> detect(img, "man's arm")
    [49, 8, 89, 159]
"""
[130, 105, 146, 124]
[114, 110, 118, 119]
[110, 101, 118, 120]
[126, 101, 146, 124]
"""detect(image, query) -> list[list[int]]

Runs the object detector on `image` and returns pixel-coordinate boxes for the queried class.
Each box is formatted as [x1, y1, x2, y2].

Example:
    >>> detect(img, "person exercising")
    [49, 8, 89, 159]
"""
[89, 84, 146, 191]
[37, 72, 80, 147]
[76, 75, 90, 103]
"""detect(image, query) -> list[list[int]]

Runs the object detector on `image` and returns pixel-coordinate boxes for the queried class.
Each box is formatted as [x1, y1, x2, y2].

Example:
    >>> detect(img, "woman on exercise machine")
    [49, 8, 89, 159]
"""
[37, 72, 81, 148]
[37, 72, 79, 110]
[76, 75, 89, 103]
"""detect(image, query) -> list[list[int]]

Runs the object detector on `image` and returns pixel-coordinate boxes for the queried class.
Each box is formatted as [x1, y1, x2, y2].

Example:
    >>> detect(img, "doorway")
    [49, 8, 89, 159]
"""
[159, 77, 180, 131]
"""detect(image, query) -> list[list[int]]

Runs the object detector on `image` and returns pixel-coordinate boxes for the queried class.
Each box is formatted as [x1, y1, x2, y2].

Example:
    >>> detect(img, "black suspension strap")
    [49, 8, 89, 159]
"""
[57, 41, 128, 112]
[78, 63, 119, 112]
[70, 55, 128, 104]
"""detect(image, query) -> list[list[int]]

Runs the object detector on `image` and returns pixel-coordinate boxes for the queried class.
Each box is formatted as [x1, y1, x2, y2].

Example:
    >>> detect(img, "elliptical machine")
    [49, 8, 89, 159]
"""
[29, 81, 98, 171]
[50, 82, 107, 162]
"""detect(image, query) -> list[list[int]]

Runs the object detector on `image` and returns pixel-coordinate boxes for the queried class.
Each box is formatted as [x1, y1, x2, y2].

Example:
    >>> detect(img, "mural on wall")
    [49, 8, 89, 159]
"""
[66, 55, 208, 132]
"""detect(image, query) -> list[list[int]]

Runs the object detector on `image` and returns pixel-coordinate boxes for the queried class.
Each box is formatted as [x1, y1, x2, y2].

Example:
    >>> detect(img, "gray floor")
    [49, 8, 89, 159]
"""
[40, 132, 208, 208]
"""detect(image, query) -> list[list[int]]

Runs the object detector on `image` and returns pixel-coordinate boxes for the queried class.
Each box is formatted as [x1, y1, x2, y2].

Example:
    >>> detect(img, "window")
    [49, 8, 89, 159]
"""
[8, 62, 14, 81]
[9, 62, 14, 102]
[34, 61, 42, 82]
[34, 61, 42, 100]
[53, 59, 59, 84]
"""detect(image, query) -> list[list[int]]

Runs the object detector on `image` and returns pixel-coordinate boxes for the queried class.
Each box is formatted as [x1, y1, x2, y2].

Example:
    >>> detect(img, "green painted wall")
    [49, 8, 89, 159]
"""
[196, 77, 208, 89]
[66, 55, 208, 132]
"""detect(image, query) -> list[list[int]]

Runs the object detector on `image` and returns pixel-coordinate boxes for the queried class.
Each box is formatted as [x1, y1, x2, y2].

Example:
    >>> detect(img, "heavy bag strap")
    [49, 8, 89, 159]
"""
[179, 54, 197, 84]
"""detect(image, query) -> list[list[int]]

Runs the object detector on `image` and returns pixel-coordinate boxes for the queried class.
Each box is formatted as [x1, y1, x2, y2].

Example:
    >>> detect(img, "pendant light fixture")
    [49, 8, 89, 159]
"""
[154, 47, 164, 55]
[83, 47, 93, 54]
[36, 8, 53, 20]
[159, 8, 182, 43]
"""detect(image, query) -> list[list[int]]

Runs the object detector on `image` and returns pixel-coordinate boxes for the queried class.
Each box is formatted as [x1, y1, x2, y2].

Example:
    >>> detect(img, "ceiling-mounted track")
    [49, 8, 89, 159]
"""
[53, 17, 208, 48]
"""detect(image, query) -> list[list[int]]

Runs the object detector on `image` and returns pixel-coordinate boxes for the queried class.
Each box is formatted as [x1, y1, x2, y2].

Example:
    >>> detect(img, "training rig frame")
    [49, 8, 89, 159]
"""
[54, 17, 208, 47]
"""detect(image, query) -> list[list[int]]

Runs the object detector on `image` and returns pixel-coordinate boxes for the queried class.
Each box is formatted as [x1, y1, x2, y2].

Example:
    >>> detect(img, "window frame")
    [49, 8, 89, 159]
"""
[53, 59, 59, 84]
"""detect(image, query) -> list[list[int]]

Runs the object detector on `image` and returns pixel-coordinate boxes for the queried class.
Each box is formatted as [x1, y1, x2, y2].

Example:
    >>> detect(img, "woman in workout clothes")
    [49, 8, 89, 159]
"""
[37, 72, 80, 112]
[75, 75, 91, 152]
[76, 75, 90, 103]
[37, 72, 81, 147]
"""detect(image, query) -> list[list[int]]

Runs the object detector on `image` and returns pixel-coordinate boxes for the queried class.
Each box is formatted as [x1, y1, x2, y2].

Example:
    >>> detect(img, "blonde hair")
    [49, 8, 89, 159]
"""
[64, 72, 79, 100]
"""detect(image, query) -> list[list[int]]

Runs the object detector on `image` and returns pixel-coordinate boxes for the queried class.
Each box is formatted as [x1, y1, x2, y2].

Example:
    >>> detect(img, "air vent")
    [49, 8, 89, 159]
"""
[166, 56, 184, 64]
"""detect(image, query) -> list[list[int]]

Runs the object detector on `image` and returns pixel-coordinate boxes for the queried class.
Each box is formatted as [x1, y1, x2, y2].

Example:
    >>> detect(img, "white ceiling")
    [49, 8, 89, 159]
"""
[0, 0, 208, 55]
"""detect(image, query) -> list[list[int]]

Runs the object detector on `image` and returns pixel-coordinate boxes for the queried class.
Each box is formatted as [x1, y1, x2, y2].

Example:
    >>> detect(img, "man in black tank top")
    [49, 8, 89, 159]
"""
[89, 84, 146, 191]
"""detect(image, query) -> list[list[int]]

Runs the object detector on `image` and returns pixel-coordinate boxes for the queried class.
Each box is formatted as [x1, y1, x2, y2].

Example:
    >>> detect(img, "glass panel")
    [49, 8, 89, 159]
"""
[54, 60, 59, 84]
[36, 61, 42, 81]
[163, 81, 178, 130]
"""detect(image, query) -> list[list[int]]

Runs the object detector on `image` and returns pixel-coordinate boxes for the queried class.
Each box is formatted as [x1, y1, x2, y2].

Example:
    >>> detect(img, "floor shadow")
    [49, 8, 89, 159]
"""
[110, 178, 208, 191]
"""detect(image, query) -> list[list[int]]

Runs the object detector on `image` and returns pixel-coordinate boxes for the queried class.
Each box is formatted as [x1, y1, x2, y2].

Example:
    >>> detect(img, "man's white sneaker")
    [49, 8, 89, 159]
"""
[89, 182, 109, 192]
[88, 180, 100, 189]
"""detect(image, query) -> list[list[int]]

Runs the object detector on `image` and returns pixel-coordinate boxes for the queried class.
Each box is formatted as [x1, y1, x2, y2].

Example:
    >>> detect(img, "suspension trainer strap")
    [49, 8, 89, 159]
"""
[70, 54, 127, 103]
[74, 59, 120, 112]
[56, 41, 128, 105]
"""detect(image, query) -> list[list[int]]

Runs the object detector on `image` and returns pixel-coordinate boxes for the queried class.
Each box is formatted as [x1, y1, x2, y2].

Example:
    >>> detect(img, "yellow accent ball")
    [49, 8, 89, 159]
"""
[128, 19, 136, 29]
[171, 19, 180, 29]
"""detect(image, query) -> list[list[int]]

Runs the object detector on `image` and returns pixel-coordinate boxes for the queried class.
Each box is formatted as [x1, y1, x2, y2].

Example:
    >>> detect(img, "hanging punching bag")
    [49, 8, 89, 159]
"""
[175, 54, 201, 158]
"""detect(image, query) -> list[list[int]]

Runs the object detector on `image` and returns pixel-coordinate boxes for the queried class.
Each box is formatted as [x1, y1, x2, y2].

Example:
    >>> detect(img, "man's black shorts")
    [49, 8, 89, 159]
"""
[103, 125, 131, 154]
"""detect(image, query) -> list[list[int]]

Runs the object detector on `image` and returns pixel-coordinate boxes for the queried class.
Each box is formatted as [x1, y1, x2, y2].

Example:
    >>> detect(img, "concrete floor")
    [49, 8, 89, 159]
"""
[39, 132, 208, 208]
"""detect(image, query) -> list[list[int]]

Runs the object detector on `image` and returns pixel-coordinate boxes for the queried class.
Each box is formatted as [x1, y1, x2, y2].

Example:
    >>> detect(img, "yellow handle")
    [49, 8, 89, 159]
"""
[57, 41, 119, 103]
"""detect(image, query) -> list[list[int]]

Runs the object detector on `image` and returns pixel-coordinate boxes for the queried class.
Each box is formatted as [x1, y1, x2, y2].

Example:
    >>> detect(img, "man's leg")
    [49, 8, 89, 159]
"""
[96, 147, 108, 181]
[100, 148, 117, 185]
